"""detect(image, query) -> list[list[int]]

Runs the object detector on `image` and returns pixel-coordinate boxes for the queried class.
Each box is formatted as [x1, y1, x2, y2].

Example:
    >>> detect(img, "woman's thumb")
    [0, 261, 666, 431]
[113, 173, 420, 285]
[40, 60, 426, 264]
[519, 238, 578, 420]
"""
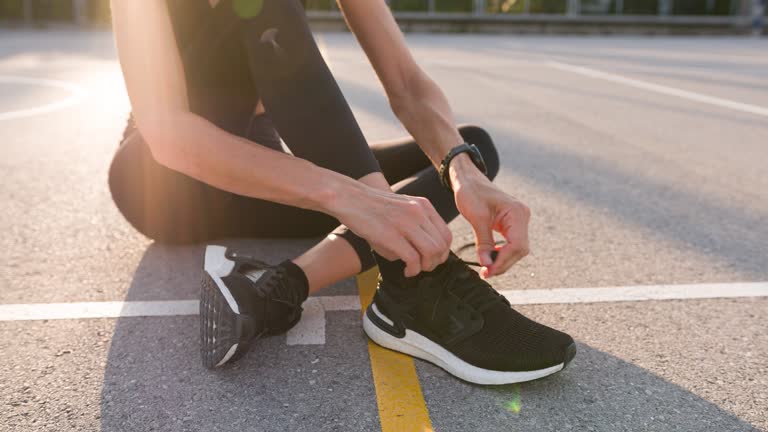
[472, 223, 496, 267]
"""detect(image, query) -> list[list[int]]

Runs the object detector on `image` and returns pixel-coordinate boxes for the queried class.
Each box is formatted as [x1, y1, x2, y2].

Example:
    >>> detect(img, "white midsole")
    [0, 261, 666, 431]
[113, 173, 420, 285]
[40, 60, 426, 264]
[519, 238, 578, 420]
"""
[363, 304, 564, 385]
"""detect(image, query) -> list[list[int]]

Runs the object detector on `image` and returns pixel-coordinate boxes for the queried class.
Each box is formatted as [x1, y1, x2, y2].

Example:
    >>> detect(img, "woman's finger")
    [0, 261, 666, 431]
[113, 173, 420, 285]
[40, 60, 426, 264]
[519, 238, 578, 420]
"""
[407, 225, 443, 272]
[426, 205, 453, 249]
[395, 238, 422, 278]
[420, 223, 449, 270]
[484, 237, 528, 277]
[483, 243, 514, 277]
[486, 250, 525, 277]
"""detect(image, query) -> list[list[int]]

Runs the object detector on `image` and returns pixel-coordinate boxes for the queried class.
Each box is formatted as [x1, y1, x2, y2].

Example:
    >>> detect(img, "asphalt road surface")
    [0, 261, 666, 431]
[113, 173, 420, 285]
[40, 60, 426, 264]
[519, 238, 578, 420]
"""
[1, 29, 766, 432]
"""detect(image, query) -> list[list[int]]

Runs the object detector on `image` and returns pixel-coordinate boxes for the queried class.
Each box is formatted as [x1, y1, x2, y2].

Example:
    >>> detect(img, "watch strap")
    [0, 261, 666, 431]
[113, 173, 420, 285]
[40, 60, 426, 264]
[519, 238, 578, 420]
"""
[438, 143, 485, 191]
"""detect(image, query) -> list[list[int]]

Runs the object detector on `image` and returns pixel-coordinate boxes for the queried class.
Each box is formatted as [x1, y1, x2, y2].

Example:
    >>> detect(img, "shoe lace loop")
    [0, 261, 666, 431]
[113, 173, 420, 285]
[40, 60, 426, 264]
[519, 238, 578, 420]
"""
[263, 266, 303, 308]
[243, 264, 303, 333]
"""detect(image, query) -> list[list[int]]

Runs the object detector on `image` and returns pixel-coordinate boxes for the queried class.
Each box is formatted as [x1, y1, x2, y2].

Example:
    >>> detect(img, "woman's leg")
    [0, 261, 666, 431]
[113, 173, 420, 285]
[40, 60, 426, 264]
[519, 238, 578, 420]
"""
[373, 125, 501, 223]
[292, 171, 390, 292]
[108, 122, 343, 244]
[111, 0, 500, 294]
[227, 0, 501, 291]
[109, 118, 378, 294]
[110, 116, 382, 294]
[229, 0, 386, 290]
[110, 122, 499, 293]
[293, 126, 500, 291]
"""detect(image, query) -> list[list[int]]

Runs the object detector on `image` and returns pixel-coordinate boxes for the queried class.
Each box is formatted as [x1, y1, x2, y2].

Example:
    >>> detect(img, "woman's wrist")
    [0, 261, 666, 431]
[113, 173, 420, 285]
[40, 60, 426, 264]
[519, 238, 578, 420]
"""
[305, 168, 367, 218]
[449, 153, 488, 191]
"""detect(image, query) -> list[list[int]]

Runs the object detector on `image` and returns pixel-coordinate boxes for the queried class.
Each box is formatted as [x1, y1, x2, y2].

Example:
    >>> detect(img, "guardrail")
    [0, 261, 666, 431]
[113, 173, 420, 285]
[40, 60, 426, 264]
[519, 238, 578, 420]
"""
[308, 10, 755, 34]
[0, 0, 764, 35]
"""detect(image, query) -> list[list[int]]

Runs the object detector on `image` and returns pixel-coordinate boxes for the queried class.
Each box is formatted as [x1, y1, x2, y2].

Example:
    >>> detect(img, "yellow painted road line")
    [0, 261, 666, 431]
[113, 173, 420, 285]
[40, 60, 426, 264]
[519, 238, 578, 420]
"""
[357, 269, 433, 432]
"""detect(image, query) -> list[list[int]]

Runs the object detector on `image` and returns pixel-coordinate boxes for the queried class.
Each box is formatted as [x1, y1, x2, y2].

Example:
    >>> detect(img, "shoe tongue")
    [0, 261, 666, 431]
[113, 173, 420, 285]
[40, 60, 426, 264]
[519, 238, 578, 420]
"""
[451, 272, 487, 302]
[244, 268, 268, 284]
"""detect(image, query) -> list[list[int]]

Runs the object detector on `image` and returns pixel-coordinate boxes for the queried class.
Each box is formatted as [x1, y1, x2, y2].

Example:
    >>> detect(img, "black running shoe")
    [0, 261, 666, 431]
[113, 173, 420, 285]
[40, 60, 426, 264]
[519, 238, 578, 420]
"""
[363, 253, 576, 385]
[200, 245, 307, 368]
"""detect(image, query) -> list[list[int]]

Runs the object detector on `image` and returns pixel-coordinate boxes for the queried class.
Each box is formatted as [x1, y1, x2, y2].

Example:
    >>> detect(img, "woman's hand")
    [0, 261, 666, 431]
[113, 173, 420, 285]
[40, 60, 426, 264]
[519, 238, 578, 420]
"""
[452, 157, 531, 278]
[332, 185, 452, 277]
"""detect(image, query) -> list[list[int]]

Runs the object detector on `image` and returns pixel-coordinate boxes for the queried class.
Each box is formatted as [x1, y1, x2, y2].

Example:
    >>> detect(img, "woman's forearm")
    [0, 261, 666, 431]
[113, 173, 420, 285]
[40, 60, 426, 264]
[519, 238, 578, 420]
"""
[390, 70, 466, 167]
[390, 72, 487, 190]
[145, 111, 361, 216]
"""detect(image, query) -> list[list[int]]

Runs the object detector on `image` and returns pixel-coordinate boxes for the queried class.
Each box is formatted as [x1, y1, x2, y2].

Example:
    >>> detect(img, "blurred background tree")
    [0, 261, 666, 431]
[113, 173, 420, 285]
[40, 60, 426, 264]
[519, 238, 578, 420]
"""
[0, 0, 23, 19]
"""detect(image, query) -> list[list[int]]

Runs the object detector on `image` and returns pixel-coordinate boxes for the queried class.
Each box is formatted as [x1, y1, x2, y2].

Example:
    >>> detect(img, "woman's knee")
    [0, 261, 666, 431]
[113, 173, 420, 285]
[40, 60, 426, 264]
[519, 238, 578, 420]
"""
[457, 125, 500, 181]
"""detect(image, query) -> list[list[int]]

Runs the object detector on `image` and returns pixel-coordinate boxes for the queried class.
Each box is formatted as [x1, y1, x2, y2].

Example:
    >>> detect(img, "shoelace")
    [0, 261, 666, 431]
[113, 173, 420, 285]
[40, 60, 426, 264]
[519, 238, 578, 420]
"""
[455, 242, 502, 267]
[259, 266, 303, 308]
[433, 253, 508, 314]
[244, 265, 303, 331]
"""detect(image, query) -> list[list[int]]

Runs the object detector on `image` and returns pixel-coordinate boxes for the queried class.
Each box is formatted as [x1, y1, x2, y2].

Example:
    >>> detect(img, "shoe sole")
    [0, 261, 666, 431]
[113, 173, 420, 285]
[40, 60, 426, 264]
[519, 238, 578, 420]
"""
[363, 303, 575, 385]
[200, 245, 255, 369]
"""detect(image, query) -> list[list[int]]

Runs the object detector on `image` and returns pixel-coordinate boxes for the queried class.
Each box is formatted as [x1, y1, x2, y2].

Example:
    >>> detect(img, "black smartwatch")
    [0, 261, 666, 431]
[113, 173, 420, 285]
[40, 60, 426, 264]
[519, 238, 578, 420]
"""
[438, 143, 487, 191]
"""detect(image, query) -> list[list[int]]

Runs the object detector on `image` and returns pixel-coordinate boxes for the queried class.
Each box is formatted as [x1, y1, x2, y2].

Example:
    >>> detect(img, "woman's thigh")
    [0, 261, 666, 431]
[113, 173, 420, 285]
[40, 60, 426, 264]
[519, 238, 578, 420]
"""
[234, 0, 382, 180]
[109, 130, 338, 243]
[369, 135, 432, 185]
[369, 124, 499, 186]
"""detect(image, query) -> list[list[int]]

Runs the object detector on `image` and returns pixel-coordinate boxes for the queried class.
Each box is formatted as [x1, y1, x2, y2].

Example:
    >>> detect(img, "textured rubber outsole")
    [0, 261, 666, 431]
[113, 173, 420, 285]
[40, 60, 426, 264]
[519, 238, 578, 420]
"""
[200, 245, 256, 369]
[363, 303, 571, 385]
[200, 273, 246, 368]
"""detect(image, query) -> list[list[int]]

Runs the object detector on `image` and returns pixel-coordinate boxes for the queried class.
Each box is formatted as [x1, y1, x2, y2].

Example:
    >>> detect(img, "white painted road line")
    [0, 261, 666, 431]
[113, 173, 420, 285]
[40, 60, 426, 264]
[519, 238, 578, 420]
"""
[1, 282, 766, 323]
[0, 75, 87, 121]
[502, 282, 768, 305]
[0, 300, 199, 321]
[546, 61, 768, 118]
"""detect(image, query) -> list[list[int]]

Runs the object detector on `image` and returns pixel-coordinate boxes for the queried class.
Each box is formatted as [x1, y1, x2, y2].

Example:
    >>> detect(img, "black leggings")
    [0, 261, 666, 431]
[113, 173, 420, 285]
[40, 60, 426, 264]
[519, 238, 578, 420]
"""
[108, 0, 499, 270]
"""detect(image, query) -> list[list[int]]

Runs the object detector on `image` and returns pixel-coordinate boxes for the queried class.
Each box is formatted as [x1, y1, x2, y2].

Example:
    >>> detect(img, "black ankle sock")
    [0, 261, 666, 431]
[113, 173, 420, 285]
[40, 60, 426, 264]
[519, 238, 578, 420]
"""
[278, 260, 309, 302]
[372, 251, 406, 282]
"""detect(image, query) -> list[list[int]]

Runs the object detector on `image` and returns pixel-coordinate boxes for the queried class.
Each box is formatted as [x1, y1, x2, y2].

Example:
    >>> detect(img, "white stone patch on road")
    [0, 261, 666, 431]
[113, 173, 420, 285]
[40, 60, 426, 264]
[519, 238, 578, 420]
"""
[0, 300, 199, 321]
[283, 295, 361, 345]
[319, 295, 361, 311]
[286, 297, 326, 345]
[547, 61, 768, 118]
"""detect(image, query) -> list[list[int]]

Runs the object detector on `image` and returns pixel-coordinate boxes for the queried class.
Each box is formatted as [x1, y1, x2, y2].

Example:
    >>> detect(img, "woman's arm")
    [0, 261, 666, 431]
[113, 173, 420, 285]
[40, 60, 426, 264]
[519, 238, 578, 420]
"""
[340, 1, 532, 277]
[337, 0, 465, 167]
[110, 0, 355, 212]
[110, 0, 451, 274]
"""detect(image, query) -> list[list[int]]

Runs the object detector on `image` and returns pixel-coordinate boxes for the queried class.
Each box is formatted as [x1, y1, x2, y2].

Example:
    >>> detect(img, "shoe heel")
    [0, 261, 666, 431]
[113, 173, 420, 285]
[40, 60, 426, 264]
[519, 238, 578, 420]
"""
[363, 303, 423, 361]
[365, 303, 405, 338]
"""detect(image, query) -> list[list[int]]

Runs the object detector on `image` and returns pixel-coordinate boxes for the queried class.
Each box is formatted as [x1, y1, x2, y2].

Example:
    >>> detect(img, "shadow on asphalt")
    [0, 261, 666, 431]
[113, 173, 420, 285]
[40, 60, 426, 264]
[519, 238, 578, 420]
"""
[337, 75, 768, 280]
[481, 72, 768, 129]
[490, 129, 768, 280]
[486, 44, 763, 72]
[99, 243, 758, 431]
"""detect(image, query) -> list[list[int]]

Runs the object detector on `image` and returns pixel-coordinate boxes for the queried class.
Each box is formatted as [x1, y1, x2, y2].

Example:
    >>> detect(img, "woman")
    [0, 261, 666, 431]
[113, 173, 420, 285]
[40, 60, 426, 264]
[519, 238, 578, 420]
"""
[108, 0, 575, 384]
